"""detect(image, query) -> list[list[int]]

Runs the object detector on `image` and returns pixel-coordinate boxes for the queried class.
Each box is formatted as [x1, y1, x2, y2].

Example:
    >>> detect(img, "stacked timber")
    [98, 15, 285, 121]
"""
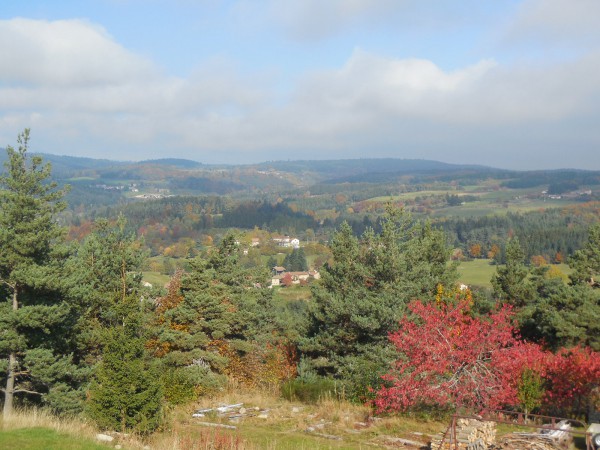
[430, 419, 496, 450]
[489, 420, 573, 450]
[489, 434, 563, 449]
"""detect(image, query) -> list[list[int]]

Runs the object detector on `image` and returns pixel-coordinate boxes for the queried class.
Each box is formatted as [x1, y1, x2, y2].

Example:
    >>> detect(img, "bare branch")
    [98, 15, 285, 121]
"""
[13, 389, 42, 395]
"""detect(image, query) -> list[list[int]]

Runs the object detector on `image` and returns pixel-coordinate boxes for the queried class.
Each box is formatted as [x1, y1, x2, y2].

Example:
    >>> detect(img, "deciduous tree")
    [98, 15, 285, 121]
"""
[375, 299, 546, 413]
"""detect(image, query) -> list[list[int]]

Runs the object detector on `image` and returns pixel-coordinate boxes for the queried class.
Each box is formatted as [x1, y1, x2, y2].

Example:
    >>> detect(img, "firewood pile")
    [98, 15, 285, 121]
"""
[489, 420, 573, 450]
[430, 418, 496, 449]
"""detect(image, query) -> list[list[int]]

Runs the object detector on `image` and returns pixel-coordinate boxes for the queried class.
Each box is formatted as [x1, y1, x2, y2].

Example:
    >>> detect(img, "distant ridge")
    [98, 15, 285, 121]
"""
[139, 158, 203, 168]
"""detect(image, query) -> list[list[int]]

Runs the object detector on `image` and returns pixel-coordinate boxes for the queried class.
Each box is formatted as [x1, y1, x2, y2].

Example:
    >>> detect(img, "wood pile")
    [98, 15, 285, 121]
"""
[489, 434, 564, 450]
[430, 418, 496, 449]
[490, 420, 573, 450]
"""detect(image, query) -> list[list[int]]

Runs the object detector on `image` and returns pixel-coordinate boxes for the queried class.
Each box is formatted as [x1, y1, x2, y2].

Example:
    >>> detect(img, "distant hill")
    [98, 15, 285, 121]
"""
[139, 158, 203, 168]
[0, 150, 128, 178]
[254, 158, 489, 179]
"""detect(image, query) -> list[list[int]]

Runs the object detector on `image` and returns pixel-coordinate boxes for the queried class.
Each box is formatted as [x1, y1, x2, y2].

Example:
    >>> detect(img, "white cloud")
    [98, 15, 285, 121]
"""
[506, 0, 600, 45]
[0, 18, 158, 87]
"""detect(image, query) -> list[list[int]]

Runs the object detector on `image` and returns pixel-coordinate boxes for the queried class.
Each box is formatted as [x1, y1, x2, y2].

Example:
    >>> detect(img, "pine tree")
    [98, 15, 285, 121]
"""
[87, 295, 162, 433]
[73, 218, 162, 431]
[147, 233, 277, 391]
[301, 206, 457, 401]
[492, 237, 532, 307]
[569, 223, 600, 287]
[0, 130, 75, 416]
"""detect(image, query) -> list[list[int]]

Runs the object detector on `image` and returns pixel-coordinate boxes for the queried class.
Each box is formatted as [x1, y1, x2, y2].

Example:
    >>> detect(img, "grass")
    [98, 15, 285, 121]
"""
[0, 409, 111, 450]
[458, 260, 573, 288]
[0, 428, 110, 450]
[458, 259, 497, 288]
[142, 271, 171, 288]
[273, 285, 312, 301]
[152, 389, 445, 449]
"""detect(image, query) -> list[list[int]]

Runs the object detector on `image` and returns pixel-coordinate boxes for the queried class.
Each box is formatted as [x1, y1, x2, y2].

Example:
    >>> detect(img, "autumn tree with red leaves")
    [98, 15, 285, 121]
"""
[543, 346, 600, 418]
[374, 299, 546, 413]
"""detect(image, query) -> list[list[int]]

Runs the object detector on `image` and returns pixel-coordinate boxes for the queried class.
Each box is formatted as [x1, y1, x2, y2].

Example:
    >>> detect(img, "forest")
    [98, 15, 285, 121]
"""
[1, 131, 600, 447]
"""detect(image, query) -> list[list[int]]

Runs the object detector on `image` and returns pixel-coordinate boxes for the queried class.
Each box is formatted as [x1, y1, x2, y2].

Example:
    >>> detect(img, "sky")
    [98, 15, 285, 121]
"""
[1, 0, 600, 169]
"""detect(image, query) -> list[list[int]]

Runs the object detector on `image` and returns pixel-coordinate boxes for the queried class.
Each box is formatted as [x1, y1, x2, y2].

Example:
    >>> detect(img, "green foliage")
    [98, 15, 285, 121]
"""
[569, 223, 600, 286]
[160, 368, 196, 406]
[491, 237, 531, 307]
[0, 130, 81, 416]
[148, 233, 278, 391]
[283, 248, 308, 271]
[495, 226, 600, 351]
[301, 206, 458, 400]
[87, 296, 162, 433]
[517, 368, 544, 415]
[281, 377, 340, 403]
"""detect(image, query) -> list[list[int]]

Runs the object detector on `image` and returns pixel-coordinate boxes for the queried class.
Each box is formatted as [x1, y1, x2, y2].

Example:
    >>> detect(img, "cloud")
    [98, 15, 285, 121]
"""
[506, 0, 600, 46]
[0, 18, 158, 87]
[266, 0, 400, 40]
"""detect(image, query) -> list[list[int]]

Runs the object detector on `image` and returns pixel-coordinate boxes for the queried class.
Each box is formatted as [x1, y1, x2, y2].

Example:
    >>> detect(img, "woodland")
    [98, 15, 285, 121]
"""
[1, 130, 599, 441]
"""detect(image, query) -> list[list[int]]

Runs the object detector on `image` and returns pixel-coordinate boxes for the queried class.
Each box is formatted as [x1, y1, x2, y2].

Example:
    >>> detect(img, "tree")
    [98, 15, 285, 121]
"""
[87, 295, 162, 433]
[469, 243, 482, 258]
[374, 299, 546, 413]
[301, 207, 458, 401]
[543, 345, 600, 418]
[519, 268, 600, 351]
[147, 234, 280, 391]
[283, 248, 308, 272]
[0, 130, 75, 416]
[492, 238, 531, 307]
[69, 218, 161, 431]
[569, 223, 600, 286]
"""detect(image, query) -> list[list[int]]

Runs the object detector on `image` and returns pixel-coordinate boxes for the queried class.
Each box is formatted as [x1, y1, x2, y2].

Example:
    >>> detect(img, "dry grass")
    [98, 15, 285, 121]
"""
[0, 408, 97, 437]
[149, 387, 447, 449]
[0, 389, 448, 449]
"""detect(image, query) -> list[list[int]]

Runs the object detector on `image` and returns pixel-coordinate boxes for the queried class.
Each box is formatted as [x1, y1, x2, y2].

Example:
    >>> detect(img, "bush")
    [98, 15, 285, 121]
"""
[281, 377, 341, 403]
[161, 369, 196, 405]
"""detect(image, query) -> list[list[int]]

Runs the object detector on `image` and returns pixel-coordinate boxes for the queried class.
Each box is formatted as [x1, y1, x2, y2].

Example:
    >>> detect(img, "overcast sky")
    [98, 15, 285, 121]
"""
[1, 0, 599, 169]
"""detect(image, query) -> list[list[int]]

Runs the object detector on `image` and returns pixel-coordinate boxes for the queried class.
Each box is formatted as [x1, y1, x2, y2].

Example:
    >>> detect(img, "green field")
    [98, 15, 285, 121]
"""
[142, 271, 171, 288]
[458, 259, 497, 288]
[458, 260, 572, 288]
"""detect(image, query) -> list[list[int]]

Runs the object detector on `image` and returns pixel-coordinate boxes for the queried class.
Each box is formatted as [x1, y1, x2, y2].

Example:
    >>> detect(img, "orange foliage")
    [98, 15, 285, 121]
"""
[530, 255, 547, 267]
[469, 243, 482, 258]
[209, 339, 297, 389]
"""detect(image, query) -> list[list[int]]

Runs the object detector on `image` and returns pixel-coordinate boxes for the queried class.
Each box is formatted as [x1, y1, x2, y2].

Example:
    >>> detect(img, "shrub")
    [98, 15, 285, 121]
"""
[281, 377, 341, 403]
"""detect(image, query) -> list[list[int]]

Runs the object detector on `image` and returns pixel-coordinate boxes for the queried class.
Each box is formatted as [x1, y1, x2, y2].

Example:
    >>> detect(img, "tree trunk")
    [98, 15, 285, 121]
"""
[3, 287, 18, 417]
[3, 353, 16, 417]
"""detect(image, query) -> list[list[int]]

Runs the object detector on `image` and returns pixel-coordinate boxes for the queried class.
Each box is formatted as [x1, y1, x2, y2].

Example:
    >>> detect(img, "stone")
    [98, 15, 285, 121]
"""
[96, 434, 114, 442]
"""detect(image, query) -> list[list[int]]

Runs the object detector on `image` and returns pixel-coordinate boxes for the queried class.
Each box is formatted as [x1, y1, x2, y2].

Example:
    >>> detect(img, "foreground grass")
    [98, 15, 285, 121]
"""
[0, 427, 109, 450]
[0, 410, 110, 450]
[149, 389, 446, 449]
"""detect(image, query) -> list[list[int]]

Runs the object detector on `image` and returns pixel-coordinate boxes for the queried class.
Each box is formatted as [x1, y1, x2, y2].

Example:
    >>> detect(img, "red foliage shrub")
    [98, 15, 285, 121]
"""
[543, 345, 600, 418]
[374, 299, 547, 413]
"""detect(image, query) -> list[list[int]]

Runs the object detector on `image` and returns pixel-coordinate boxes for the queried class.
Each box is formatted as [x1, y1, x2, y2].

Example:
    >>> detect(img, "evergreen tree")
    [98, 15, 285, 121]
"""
[0, 130, 77, 416]
[266, 255, 277, 271]
[519, 272, 600, 351]
[87, 295, 162, 433]
[283, 248, 308, 271]
[301, 207, 457, 401]
[74, 218, 161, 431]
[569, 223, 600, 286]
[491, 237, 532, 307]
[147, 233, 276, 391]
